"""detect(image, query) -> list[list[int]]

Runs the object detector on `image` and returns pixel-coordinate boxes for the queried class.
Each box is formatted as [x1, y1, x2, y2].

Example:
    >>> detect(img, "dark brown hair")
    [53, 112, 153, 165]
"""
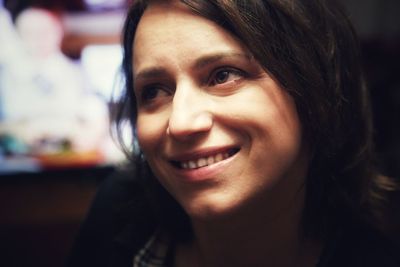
[116, 0, 391, 240]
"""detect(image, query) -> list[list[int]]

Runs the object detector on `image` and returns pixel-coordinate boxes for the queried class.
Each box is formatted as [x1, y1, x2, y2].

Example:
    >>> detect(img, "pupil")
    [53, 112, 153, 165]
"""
[216, 71, 229, 83]
[143, 87, 158, 100]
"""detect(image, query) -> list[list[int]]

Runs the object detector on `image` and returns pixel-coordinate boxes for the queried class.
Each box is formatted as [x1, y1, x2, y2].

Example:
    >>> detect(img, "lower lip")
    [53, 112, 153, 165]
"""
[172, 152, 238, 182]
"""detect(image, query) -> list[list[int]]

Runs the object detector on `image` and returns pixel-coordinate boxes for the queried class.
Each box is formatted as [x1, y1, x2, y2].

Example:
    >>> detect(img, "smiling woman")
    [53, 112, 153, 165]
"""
[133, 4, 307, 228]
[69, 0, 399, 267]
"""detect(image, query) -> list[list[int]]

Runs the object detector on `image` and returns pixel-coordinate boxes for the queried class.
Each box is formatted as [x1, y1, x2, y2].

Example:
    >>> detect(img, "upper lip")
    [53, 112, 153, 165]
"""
[167, 146, 238, 162]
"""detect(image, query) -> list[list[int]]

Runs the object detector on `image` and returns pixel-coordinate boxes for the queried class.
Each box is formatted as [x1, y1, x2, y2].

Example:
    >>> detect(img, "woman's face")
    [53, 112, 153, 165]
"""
[133, 2, 309, 220]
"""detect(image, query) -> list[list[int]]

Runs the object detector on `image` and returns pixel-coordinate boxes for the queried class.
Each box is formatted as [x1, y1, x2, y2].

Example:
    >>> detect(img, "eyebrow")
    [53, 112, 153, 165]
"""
[134, 52, 252, 82]
[193, 52, 252, 69]
[134, 67, 168, 83]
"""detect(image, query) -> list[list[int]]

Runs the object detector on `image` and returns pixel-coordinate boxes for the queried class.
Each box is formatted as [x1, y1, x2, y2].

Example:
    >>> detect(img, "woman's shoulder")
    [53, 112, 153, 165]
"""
[67, 168, 157, 267]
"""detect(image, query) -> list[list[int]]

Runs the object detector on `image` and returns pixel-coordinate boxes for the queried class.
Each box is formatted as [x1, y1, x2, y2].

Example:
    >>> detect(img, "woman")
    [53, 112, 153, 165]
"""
[69, 0, 398, 266]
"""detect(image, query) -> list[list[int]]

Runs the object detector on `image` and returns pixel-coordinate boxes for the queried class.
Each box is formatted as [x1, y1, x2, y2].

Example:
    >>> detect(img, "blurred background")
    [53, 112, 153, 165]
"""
[0, 0, 129, 266]
[0, 0, 399, 266]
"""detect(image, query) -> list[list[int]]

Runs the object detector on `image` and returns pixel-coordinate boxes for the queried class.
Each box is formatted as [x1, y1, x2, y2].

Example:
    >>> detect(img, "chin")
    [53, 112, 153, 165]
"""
[181, 194, 246, 222]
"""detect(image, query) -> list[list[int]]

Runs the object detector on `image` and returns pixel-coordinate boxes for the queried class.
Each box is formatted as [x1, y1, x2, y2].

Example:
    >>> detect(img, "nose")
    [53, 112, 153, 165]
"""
[167, 83, 213, 140]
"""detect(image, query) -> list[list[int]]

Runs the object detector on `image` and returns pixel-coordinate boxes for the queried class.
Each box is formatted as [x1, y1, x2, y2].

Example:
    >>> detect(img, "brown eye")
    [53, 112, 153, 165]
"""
[139, 84, 170, 104]
[215, 70, 230, 84]
[142, 86, 160, 101]
[210, 68, 244, 86]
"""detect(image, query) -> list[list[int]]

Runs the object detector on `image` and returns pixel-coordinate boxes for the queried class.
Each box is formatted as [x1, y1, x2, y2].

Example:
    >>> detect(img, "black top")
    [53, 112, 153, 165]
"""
[67, 170, 400, 267]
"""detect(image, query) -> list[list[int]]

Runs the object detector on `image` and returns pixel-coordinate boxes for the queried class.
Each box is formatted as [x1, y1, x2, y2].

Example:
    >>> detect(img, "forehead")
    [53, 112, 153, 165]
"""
[132, 2, 248, 72]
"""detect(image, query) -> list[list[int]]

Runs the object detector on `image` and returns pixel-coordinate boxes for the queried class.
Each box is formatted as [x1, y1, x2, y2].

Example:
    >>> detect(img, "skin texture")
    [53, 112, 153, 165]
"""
[133, 2, 318, 266]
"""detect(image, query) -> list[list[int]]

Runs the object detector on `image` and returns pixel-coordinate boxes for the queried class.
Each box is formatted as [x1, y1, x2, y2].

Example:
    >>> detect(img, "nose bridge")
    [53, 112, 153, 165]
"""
[168, 81, 212, 137]
[172, 80, 194, 112]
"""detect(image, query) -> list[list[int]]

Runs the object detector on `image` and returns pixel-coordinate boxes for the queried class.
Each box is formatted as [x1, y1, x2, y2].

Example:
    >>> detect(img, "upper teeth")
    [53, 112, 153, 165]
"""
[181, 152, 230, 170]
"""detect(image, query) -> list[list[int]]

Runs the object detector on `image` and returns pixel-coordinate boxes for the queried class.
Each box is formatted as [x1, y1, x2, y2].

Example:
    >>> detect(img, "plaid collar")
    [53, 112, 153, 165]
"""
[133, 231, 173, 267]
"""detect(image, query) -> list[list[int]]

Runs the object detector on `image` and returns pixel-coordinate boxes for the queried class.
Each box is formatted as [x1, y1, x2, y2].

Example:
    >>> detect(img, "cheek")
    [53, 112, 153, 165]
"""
[275, 96, 303, 152]
[242, 84, 303, 162]
[264, 94, 303, 155]
[266, 96, 305, 175]
[136, 114, 166, 153]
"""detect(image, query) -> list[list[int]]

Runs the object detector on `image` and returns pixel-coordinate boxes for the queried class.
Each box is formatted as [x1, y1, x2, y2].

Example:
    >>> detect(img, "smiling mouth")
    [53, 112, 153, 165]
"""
[171, 148, 240, 170]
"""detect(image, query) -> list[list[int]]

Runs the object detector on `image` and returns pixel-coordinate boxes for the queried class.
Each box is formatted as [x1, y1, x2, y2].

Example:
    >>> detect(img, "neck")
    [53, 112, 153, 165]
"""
[175, 186, 322, 267]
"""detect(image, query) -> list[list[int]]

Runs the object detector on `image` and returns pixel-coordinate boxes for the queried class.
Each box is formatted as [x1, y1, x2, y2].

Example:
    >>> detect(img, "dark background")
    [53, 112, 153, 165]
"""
[339, 0, 400, 178]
